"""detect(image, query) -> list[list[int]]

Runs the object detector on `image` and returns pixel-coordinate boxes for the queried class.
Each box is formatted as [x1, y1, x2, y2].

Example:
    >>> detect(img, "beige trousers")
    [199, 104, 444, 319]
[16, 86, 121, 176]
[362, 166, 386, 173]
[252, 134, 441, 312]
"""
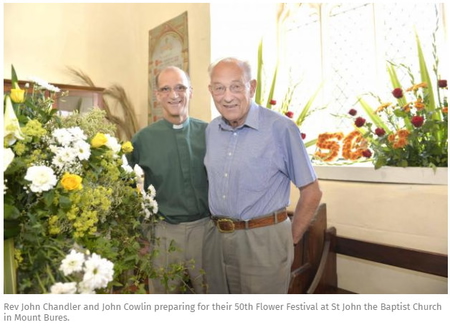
[149, 217, 209, 294]
[202, 218, 294, 294]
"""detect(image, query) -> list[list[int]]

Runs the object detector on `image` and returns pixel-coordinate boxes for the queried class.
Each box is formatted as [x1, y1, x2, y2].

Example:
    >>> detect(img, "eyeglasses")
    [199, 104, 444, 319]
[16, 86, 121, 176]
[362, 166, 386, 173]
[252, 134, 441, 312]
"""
[157, 84, 190, 94]
[209, 83, 248, 96]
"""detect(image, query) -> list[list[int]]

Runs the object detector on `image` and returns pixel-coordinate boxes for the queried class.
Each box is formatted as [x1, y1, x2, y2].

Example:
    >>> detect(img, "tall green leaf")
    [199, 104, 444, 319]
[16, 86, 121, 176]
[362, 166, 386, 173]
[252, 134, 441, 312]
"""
[255, 40, 263, 105]
[296, 83, 322, 127]
[358, 97, 391, 133]
[386, 64, 407, 107]
[265, 65, 278, 108]
[416, 31, 436, 113]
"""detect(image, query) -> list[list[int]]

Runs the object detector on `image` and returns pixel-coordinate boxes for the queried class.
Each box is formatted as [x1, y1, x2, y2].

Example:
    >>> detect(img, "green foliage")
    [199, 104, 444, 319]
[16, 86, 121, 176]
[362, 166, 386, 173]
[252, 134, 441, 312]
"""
[355, 33, 447, 169]
[4, 66, 187, 294]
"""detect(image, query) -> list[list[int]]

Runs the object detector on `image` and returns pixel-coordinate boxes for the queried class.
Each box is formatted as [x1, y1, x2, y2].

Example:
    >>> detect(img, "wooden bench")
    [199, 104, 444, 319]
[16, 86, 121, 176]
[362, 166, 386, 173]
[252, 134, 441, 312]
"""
[288, 203, 448, 294]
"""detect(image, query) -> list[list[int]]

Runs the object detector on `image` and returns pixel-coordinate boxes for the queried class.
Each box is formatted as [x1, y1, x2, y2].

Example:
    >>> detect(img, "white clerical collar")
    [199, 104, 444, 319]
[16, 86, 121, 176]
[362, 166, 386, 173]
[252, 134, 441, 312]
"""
[173, 124, 183, 129]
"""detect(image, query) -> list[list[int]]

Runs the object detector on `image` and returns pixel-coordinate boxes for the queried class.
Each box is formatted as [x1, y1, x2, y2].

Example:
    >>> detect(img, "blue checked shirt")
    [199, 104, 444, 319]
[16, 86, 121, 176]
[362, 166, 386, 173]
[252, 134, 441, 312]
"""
[204, 102, 317, 220]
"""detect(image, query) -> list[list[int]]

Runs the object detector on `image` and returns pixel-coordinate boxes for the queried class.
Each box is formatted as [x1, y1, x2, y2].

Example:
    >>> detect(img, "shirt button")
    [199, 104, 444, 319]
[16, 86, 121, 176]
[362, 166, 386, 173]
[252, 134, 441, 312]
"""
[224, 173, 228, 177]
[228, 152, 232, 156]
[222, 195, 226, 199]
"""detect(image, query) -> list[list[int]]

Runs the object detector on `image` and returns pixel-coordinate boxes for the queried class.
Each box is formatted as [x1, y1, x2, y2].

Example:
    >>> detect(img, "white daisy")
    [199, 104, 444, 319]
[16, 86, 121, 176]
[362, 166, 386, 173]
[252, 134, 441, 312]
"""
[67, 127, 87, 142]
[73, 140, 91, 161]
[52, 128, 73, 146]
[82, 253, 114, 291]
[59, 249, 85, 276]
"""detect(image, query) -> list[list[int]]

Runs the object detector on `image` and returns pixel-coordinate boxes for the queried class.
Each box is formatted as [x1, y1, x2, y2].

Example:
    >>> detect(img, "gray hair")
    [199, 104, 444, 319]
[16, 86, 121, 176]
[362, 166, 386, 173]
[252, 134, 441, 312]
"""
[208, 57, 253, 81]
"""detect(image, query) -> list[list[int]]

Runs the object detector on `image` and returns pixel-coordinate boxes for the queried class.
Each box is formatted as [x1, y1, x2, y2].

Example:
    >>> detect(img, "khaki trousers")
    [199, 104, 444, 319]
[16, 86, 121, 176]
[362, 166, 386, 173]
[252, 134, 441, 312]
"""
[149, 217, 209, 294]
[202, 218, 294, 294]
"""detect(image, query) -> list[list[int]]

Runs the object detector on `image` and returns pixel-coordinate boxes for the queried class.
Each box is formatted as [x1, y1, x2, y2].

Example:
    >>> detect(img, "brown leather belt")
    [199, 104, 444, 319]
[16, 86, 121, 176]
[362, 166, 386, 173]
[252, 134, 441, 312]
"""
[211, 209, 288, 233]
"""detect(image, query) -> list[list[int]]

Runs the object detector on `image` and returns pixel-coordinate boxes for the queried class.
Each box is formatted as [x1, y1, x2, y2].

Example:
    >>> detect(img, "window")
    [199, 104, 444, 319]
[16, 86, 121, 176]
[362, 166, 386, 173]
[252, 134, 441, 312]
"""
[277, 3, 447, 147]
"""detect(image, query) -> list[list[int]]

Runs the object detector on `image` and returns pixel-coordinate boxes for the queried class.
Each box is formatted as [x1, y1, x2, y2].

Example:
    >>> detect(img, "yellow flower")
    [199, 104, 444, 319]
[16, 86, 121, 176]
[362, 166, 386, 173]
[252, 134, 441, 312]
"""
[10, 88, 25, 103]
[91, 133, 108, 148]
[3, 95, 24, 146]
[61, 173, 83, 191]
[121, 141, 134, 153]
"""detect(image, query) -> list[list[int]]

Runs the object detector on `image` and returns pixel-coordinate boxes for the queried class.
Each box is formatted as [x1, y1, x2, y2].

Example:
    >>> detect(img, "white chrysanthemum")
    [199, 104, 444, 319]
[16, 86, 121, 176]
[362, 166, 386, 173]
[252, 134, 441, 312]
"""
[77, 282, 96, 294]
[121, 155, 133, 173]
[67, 127, 87, 141]
[73, 140, 91, 161]
[52, 128, 73, 146]
[28, 76, 60, 92]
[24, 165, 57, 193]
[49, 145, 59, 153]
[50, 282, 78, 294]
[105, 134, 121, 154]
[150, 199, 158, 214]
[147, 184, 156, 198]
[59, 249, 85, 276]
[81, 253, 114, 291]
[54, 146, 77, 164]
[50, 282, 77, 294]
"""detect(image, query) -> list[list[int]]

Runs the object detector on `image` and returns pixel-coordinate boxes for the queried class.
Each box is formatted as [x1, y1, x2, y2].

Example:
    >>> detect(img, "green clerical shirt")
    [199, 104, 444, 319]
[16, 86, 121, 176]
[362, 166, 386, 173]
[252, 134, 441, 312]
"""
[128, 117, 210, 224]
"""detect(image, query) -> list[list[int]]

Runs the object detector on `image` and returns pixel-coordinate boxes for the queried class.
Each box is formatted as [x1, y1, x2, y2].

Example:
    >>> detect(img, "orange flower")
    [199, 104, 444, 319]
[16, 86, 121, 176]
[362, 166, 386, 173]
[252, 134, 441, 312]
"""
[314, 132, 343, 162]
[376, 102, 392, 113]
[342, 130, 367, 160]
[442, 107, 448, 114]
[402, 103, 411, 113]
[406, 82, 427, 92]
[389, 129, 410, 149]
[414, 98, 425, 110]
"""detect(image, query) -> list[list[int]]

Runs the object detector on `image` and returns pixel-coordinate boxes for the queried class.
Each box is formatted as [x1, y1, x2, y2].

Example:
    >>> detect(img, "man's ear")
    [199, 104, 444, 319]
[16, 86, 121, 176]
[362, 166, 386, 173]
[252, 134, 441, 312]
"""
[249, 79, 257, 97]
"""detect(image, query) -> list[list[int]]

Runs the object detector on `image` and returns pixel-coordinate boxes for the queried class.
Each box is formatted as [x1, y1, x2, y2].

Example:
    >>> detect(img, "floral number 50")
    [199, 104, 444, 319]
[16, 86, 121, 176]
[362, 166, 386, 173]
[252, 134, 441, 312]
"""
[315, 131, 370, 162]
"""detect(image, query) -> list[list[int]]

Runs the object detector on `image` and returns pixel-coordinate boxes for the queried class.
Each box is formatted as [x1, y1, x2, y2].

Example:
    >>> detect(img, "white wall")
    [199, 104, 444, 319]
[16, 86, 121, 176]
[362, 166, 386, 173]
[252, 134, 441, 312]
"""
[289, 167, 448, 293]
[3, 3, 211, 126]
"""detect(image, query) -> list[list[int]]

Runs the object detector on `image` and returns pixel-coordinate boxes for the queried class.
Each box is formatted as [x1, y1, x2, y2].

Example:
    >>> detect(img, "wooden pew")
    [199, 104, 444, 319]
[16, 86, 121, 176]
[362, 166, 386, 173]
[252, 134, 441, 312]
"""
[288, 203, 342, 294]
[288, 203, 448, 294]
[333, 236, 448, 293]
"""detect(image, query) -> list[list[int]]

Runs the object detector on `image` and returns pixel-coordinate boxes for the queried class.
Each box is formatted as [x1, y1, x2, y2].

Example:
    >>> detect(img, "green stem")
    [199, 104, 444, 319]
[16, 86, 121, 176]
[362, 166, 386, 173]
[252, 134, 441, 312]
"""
[3, 238, 17, 294]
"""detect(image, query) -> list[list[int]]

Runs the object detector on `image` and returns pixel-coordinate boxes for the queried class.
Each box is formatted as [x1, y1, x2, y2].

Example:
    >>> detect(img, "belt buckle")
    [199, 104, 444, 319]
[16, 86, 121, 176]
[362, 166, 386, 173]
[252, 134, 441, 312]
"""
[217, 218, 235, 233]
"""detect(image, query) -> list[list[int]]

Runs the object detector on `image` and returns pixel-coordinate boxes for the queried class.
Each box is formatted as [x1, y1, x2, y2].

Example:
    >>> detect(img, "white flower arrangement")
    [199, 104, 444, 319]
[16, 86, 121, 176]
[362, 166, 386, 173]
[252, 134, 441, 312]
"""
[141, 184, 158, 221]
[50, 248, 114, 294]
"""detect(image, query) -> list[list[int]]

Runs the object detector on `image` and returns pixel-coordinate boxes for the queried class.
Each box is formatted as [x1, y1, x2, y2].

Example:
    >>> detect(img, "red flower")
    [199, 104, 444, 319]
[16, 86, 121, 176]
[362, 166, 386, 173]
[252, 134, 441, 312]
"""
[438, 80, 447, 88]
[362, 149, 372, 158]
[348, 109, 357, 116]
[375, 127, 386, 137]
[354, 117, 366, 127]
[411, 115, 424, 127]
[285, 111, 294, 118]
[392, 88, 404, 99]
[269, 99, 277, 105]
[301, 133, 306, 140]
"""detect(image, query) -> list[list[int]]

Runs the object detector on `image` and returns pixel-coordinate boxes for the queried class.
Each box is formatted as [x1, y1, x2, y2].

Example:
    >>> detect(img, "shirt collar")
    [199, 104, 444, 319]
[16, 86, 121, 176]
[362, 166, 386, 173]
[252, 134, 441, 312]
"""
[162, 117, 190, 130]
[219, 102, 259, 131]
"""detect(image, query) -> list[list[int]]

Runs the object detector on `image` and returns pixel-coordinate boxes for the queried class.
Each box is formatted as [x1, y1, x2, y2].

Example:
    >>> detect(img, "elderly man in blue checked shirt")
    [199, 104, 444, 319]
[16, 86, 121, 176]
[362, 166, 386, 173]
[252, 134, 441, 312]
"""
[203, 57, 322, 294]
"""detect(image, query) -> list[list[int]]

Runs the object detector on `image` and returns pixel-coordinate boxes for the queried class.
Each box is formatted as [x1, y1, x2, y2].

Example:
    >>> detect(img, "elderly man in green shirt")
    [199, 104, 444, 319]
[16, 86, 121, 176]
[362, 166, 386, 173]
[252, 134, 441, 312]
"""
[128, 66, 210, 293]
